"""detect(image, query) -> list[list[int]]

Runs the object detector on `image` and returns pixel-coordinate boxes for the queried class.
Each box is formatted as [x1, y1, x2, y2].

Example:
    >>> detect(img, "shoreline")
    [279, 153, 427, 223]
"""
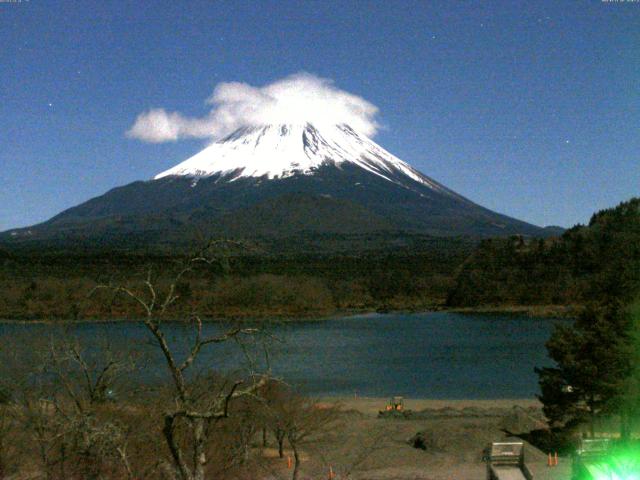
[447, 304, 579, 319]
[323, 396, 541, 415]
[0, 304, 576, 325]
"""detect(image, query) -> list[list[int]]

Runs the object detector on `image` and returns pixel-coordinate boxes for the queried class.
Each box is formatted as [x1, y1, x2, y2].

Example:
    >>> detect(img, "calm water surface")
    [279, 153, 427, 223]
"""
[0, 312, 564, 399]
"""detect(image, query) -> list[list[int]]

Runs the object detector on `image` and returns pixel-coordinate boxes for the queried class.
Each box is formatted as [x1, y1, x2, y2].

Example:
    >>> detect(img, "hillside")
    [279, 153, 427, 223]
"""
[1, 123, 551, 249]
[447, 197, 640, 309]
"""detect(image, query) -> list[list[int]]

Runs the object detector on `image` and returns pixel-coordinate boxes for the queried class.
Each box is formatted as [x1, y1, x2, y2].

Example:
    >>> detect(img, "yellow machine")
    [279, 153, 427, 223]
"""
[378, 396, 412, 418]
[385, 396, 404, 412]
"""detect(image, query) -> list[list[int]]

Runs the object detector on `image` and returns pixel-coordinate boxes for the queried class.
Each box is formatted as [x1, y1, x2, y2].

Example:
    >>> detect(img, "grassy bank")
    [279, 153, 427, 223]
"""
[0, 302, 577, 324]
[0, 302, 577, 323]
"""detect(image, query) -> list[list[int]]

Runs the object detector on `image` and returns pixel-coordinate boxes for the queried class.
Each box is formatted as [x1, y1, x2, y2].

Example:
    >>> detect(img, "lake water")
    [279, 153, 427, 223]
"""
[0, 312, 564, 399]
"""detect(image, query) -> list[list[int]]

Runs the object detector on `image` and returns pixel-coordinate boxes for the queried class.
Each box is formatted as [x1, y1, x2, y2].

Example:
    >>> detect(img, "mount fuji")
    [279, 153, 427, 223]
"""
[2, 122, 554, 249]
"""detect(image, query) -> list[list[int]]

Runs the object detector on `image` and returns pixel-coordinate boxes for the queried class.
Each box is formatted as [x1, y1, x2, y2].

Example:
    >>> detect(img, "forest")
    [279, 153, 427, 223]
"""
[447, 197, 640, 310]
[1, 197, 639, 322]
[0, 238, 473, 321]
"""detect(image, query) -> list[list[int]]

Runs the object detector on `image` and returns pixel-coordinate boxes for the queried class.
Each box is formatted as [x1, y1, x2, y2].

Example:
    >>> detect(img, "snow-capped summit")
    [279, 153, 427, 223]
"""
[1, 122, 552, 247]
[154, 123, 451, 195]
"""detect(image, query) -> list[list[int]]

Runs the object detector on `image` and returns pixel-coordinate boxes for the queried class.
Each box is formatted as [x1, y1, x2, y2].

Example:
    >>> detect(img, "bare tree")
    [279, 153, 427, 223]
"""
[0, 352, 18, 478]
[259, 380, 289, 459]
[0, 404, 10, 478]
[2, 332, 141, 480]
[285, 400, 335, 480]
[0, 319, 164, 479]
[0, 333, 65, 479]
[310, 424, 391, 480]
[43, 335, 139, 479]
[94, 241, 268, 480]
[261, 382, 336, 480]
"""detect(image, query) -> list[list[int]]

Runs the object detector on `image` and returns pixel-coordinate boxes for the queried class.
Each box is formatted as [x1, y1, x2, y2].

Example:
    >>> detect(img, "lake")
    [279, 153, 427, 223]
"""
[0, 312, 564, 399]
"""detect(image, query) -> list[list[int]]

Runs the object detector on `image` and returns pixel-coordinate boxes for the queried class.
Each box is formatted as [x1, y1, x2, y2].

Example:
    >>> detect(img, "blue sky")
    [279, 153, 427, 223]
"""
[1, 0, 638, 231]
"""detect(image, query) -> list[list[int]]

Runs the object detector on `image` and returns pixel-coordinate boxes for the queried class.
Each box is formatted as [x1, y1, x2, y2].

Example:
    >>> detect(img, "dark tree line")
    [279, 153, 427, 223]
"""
[531, 199, 640, 441]
[448, 197, 640, 309]
[0, 247, 469, 321]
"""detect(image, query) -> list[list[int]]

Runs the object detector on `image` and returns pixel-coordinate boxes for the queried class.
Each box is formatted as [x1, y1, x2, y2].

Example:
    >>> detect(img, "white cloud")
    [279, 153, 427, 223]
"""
[126, 109, 217, 143]
[126, 73, 380, 143]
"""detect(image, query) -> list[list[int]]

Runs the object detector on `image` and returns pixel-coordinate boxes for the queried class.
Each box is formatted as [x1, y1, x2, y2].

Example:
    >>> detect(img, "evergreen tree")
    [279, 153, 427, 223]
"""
[617, 301, 640, 441]
[536, 301, 634, 437]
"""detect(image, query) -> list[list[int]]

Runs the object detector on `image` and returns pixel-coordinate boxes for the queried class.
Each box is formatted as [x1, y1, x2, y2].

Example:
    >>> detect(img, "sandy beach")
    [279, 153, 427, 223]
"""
[324, 396, 543, 414]
[264, 396, 571, 480]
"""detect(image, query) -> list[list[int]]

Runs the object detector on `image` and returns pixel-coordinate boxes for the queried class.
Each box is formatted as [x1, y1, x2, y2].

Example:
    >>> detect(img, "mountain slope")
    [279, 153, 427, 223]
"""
[447, 197, 640, 309]
[1, 123, 553, 248]
[154, 123, 455, 193]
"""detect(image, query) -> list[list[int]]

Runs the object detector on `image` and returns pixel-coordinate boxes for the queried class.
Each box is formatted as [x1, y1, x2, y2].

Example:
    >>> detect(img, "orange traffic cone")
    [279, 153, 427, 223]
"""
[547, 453, 553, 467]
[328, 465, 335, 479]
[287, 456, 292, 469]
[554, 452, 559, 466]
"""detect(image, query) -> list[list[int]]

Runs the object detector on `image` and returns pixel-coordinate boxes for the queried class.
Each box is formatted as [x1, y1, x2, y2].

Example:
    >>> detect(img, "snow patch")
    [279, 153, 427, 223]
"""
[154, 123, 456, 198]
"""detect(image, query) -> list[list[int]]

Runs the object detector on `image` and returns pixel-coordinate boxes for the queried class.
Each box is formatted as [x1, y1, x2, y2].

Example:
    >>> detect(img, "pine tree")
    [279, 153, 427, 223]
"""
[617, 301, 640, 441]
[536, 301, 633, 437]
